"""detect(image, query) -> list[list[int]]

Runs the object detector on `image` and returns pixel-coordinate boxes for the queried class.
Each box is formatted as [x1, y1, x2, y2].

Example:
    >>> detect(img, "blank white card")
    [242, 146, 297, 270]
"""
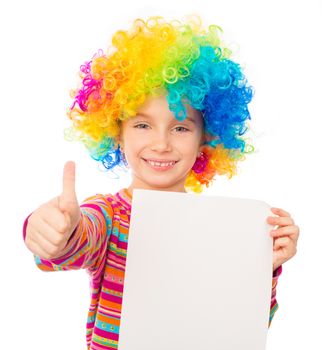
[118, 189, 274, 350]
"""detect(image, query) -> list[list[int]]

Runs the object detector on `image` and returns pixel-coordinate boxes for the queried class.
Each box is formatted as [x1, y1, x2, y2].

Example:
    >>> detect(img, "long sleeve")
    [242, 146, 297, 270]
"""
[22, 194, 113, 274]
[268, 264, 283, 328]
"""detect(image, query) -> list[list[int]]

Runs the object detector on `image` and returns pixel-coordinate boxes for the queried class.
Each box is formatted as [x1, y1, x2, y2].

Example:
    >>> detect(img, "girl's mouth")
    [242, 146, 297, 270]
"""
[143, 158, 178, 171]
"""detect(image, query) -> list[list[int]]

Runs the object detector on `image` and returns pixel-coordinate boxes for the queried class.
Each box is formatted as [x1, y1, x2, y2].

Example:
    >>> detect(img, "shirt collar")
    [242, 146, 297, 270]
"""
[116, 188, 132, 209]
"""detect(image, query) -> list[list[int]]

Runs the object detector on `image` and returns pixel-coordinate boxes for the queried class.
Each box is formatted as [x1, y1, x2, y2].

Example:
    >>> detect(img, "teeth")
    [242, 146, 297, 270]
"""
[147, 160, 175, 167]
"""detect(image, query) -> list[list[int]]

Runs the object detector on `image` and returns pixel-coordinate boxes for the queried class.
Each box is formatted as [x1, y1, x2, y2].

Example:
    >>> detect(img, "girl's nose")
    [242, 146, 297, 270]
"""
[150, 133, 172, 152]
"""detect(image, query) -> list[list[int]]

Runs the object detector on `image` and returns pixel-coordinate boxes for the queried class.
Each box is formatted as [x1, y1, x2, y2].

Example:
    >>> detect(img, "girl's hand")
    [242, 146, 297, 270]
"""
[267, 207, 300, 272]
[25, 161, 81, 260]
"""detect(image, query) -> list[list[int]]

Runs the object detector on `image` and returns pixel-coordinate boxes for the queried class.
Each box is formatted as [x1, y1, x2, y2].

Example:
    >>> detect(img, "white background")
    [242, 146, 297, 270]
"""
[1, 0, 321, 349]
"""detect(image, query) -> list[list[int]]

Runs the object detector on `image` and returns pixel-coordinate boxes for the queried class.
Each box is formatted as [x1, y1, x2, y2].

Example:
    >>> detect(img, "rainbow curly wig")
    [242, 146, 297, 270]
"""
[65, 15, 255, 193]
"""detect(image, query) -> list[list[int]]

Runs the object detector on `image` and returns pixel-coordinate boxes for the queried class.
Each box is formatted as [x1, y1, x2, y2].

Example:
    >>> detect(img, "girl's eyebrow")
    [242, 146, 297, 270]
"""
[135, 112, 196, 124]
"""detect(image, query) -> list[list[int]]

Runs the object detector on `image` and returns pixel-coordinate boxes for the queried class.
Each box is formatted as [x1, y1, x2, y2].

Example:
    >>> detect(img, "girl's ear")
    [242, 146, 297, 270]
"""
[115, 121, 124, 149]
[118, 139, 124, 151]
[114, 134, 123, 151]
[199, 129, 206, 147]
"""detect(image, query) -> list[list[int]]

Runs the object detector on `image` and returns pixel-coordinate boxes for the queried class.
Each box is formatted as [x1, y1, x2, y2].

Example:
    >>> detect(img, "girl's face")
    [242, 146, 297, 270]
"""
[119, 95, 205, 194]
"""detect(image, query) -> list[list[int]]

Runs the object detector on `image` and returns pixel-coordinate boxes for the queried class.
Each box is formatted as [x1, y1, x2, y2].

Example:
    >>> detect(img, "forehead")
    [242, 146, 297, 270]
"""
[133, 95, 203, 123]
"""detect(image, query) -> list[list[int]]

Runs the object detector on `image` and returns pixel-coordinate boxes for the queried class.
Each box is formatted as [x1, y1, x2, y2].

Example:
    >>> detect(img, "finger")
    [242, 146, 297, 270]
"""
[267, 215, 294, 226]
[273, 239, 297, 261]
[273, 236, 291, 250]
[270, 207, 291, 217]
[62, 161, 76, 199]
[26, 235, 54, 260]
[30, 227, 65, 257]
[273, 249, 288, 266]
[29, 217, 69, 245]
[270, 225, 300, 239]
[59, 161, 77, 211]
[38, 205, 71, 235]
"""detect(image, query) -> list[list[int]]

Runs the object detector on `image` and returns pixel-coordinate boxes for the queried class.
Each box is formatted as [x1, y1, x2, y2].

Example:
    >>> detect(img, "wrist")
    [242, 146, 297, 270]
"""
[273, 265, 283, 278]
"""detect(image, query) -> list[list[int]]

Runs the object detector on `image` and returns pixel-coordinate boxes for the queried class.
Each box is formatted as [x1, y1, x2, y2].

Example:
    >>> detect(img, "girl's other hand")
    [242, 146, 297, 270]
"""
[267, 207, 300, 272]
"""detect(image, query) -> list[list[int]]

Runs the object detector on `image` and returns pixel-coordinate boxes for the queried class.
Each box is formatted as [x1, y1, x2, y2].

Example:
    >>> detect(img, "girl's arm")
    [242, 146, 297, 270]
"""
[268, 265, 283, 328]
[23, 194, 113, 275]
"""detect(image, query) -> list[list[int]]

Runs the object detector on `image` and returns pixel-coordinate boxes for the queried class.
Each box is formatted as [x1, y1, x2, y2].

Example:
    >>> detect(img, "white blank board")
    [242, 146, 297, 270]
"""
[118, 189, 274, 350]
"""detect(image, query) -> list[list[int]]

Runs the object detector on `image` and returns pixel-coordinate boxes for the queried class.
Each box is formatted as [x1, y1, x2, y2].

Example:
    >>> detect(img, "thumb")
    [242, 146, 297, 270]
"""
[59, 161, 78, 212]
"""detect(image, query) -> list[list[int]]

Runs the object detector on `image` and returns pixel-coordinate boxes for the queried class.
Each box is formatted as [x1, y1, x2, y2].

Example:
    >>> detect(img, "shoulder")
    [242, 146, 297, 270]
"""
[80, 191, 130, 216]
[80, 193, 115, 219]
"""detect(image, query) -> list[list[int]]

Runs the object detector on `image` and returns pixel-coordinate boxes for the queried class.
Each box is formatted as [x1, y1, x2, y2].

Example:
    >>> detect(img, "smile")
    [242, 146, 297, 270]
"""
[143, 158, 178, 171]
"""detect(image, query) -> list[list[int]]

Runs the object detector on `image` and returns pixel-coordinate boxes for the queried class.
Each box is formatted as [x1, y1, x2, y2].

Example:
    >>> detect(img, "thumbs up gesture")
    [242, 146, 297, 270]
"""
[25, 161, 81, 260]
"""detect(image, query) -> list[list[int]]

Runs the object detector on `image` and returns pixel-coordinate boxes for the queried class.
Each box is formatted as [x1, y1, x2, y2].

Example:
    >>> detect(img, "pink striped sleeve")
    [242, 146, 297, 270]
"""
[23, 194, 113, 274]
[268, 264, 283, 328]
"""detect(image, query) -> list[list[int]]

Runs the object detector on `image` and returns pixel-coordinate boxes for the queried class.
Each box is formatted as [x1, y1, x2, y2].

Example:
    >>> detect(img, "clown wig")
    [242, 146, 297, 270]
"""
[65, 15, 255, 193]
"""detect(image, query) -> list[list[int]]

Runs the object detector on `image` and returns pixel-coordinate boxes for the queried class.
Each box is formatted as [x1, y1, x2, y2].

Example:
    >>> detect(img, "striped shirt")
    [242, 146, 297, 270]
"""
[23, 188, 283, 349]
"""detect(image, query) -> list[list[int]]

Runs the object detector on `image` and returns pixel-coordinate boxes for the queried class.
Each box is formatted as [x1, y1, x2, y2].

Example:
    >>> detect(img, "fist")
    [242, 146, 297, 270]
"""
[25, 161, 81, 260]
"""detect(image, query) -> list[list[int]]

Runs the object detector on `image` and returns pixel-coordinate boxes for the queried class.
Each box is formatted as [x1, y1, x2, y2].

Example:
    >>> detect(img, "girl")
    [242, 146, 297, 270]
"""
[22, 15, 299, 350]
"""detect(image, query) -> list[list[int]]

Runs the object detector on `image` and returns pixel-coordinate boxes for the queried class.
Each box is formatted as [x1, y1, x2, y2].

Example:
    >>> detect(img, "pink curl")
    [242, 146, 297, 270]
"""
[70, 60, 103, 112]
[192, 152, 208, 173]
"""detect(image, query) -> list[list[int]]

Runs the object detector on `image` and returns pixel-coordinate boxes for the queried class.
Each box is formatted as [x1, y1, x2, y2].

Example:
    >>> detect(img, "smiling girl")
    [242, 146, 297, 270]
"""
[119, 95, 205, 193]
[22, 15, 299, 349]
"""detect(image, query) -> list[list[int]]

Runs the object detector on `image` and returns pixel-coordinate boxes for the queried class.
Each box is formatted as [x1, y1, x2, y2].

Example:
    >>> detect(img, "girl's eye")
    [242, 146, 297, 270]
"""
[175, 126, 189, 132]
[133, 124, 189, 132]
[134, 123, 149, 129]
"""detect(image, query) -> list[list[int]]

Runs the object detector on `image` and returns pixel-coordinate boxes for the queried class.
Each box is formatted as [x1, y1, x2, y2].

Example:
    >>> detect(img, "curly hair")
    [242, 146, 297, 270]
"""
[64, 15, 255, 193]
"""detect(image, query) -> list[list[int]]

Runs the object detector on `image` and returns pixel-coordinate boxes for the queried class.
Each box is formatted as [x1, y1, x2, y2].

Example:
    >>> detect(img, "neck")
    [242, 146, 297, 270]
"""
[126, 184, 187, 198]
